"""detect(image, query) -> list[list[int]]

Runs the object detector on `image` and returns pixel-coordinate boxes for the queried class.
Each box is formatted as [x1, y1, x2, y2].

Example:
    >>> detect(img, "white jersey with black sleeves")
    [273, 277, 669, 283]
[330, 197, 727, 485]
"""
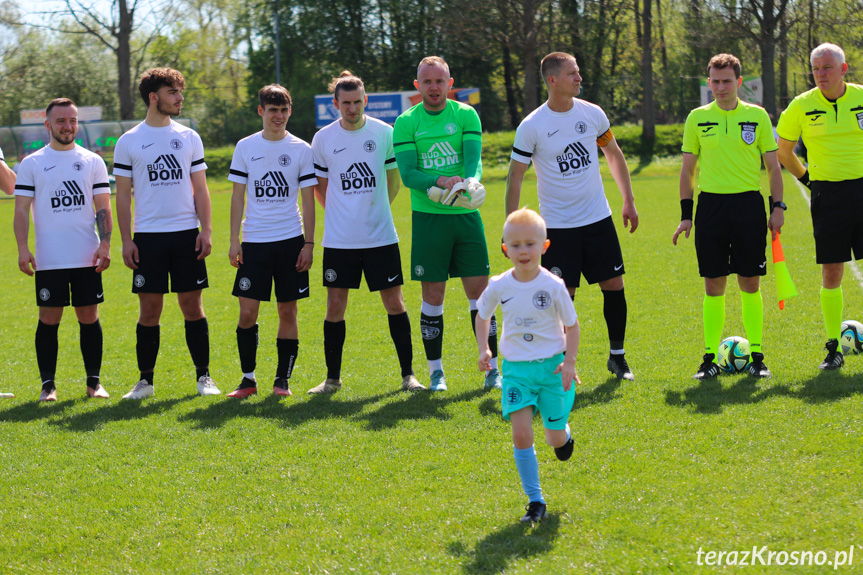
[511, 99, 612, 228]
[311, 117, 399, 249]
[477, 267, 577, 362]
[113, 120, 206, 233]
[14, 145, 110, 270]
[228, 131, 316, 243]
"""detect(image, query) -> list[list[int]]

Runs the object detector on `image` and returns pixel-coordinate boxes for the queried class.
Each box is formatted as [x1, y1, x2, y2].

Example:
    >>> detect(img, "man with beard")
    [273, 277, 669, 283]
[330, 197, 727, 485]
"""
[114, 68, 221, 399]
[14, 98, 112, 401]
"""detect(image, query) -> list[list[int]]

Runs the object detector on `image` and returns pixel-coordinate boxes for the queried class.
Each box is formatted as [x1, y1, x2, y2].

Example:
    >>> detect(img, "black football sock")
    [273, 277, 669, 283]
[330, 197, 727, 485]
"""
[602, 288, 627, 352]
[137, 323, 159, 386]
[79, 320, 103, 380]
[185, 318, 210, 379]
[420, 302, 444, 363]
[388, 312, 414, 377]
[35, 321, 59, 383]
[236, 324, 259, 375]
[470, 308, 499, 360]
[324, 320, 346, 379]
[276, 338, 299, 380]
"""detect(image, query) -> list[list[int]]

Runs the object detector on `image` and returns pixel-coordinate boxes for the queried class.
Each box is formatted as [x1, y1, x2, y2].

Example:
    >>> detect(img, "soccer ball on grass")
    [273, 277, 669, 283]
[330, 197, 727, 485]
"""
[839, 320, 863, 355]
[717, 336, 750, 374]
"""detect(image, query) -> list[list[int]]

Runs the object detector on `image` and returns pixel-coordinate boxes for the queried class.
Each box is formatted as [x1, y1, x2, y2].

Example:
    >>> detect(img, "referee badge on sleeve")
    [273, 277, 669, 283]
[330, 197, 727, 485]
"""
[740, 123, 756, 145]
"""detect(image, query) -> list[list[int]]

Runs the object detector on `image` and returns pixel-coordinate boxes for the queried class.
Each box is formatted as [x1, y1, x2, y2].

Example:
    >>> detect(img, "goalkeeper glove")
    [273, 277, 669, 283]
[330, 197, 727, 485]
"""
[427, 178, 486, 209]
[464, 177, 486, 209]
[427, 185, 463, 206]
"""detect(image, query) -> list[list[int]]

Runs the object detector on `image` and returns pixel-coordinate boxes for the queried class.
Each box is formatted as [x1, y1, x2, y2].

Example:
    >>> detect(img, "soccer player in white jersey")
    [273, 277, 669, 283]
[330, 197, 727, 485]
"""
[505, 52, 639, 381]
[225, 84, 316, 398]
[1, 145, 13, 397]
[0, 144, 14, 195]
[475, 208, 580, 523]
[114, 68, 220, 399]
[308, 71, 422, 394]
[13, 98, 112, 401]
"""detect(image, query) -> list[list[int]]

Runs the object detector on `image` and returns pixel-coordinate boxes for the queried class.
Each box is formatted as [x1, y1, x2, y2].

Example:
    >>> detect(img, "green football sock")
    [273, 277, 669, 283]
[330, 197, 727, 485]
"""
[740, 290, 763, 354]
[703, 294, 725, 356]
[820, 286, 843, 341]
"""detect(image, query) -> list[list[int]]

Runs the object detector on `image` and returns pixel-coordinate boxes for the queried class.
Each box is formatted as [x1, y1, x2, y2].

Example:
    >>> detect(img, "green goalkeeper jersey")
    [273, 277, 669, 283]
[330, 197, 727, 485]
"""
[394, 99, 483, 214]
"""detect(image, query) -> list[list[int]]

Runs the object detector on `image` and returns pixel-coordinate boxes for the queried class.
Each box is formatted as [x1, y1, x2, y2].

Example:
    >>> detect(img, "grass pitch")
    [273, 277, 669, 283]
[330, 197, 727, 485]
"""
[0, 157, 861, 574]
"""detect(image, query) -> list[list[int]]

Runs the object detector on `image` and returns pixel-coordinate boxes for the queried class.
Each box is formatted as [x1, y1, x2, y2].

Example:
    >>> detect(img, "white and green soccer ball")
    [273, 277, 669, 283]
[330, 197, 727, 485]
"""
[717, 336, 750, 374]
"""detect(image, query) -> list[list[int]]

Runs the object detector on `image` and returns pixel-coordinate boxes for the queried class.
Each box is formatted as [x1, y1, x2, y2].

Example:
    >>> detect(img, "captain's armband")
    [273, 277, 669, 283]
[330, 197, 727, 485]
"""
[596, 129, 614, 147]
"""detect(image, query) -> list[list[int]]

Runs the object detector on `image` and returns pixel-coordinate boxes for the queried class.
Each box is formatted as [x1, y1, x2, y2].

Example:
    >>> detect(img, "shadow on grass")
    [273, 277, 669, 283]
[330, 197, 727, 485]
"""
[573, 377, 622, 410]
[448, 512, 561, 574]
[49, 395, 199, 432]
[0, 397, 84, 422]
[665, 370, 863, 414]
[354, 388, 486, 431]
[177, 390, 400, 431]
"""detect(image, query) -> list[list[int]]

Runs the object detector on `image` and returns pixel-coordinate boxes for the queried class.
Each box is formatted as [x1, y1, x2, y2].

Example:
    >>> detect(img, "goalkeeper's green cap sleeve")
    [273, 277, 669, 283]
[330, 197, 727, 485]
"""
[395, 148, 437, 191]
[463, 139, 481, 180]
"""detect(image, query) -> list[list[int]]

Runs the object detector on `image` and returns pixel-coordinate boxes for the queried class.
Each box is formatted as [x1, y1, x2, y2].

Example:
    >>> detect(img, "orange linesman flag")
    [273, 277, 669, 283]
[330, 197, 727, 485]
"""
[772, 232, 798, 310]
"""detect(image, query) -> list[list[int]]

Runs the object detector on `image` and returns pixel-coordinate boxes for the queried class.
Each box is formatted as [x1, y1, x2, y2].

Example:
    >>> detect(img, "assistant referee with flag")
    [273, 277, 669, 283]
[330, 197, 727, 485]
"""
[777, 43, 863, 370]
[673, 53, 784, 379]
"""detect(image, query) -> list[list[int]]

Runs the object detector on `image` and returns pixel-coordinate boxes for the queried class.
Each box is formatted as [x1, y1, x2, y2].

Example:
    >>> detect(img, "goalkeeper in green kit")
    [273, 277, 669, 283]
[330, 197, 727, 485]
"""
[394, 55, 499, 392]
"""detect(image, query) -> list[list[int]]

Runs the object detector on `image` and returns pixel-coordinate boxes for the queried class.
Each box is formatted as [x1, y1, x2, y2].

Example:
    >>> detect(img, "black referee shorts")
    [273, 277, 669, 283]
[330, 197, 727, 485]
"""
[810, 178, 863, 264]
[694, 191, 767, 278]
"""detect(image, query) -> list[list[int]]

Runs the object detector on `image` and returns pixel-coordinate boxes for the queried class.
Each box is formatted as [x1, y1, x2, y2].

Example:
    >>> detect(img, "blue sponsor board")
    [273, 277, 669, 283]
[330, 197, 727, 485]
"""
[315, 93, 404, 128]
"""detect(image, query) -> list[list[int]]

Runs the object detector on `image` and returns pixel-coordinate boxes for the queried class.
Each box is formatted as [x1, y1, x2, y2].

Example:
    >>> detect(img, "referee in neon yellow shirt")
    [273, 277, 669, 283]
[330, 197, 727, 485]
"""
[777, 43, 862, 370]
[673, 54, 784, 379]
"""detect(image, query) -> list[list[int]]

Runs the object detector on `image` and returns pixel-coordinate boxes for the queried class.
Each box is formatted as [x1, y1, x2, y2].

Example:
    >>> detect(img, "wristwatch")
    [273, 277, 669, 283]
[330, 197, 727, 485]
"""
[772, 201, 787, 211]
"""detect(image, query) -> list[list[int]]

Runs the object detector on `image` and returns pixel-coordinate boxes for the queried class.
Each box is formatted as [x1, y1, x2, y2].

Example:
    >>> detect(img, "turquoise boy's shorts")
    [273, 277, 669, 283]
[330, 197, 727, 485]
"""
[500, 353, 575, 430]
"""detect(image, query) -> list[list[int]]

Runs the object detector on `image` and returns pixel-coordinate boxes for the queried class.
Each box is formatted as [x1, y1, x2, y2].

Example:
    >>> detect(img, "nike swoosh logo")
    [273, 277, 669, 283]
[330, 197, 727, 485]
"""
[415, 131, 428, 137]
[43, 166, 56, 172]
[547, 130, 559, 137]
[388, 274, 399, 282]
[142, 143, 154, 149]
[196, 278, 207, 285]
[299, 287, 309, 293]
[251, 156, 264, 161]
[548, 416, 563, 422]
[334, 148, 347, 154]
[96, 293, 104, 299]
[759, 261, 767, 268]
[501, 297, 513, 304]
[614, 264, 623, 271]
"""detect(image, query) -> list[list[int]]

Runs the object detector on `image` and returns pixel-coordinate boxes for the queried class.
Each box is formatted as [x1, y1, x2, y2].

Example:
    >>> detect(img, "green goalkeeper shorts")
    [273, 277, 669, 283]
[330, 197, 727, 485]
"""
[410, 210, 490, 282]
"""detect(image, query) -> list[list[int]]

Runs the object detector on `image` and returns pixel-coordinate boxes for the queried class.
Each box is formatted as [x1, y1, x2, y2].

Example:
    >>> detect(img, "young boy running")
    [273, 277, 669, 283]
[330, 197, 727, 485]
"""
[475, 208, 580, 523]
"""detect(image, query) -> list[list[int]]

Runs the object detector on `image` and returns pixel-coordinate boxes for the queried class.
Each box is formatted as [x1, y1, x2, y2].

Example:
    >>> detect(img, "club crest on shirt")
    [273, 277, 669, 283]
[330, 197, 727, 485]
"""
[575, 121, 587, 134]
[444, 123, 457, 135]
[740, 123, 756, 145]
[533, 291, 552, 310]
[170, 139, 183, 150]
[278, 154, 291, 167]
[363, 140, 376, 152]
[856, 112, 863, 130]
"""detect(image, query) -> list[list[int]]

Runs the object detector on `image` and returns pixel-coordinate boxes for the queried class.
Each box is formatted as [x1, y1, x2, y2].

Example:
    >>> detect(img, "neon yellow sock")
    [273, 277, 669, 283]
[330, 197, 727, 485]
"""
[703, 294, 725, 356]
[740, 290, 763, 354]
[820, 286, 843, 341]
